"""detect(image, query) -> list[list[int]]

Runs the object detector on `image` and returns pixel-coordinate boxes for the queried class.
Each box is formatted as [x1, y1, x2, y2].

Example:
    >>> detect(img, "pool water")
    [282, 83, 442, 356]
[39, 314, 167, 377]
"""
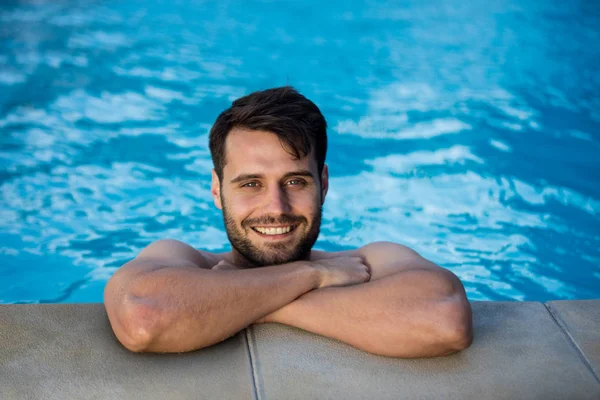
[1, 0, 599, 303]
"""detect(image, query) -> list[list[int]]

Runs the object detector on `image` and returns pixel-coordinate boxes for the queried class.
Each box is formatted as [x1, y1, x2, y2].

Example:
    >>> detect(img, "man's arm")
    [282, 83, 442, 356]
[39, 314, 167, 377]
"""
[103, 239, 322, 353]
[258, 242, 473, 358]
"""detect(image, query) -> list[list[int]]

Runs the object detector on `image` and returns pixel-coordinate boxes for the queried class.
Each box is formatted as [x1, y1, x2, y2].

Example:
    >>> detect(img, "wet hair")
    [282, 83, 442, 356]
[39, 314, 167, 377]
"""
[209, 86, 327, 182]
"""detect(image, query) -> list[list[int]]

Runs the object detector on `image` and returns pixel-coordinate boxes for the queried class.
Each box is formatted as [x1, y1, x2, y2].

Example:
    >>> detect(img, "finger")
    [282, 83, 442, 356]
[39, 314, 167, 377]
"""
[362, 259, 372, 276]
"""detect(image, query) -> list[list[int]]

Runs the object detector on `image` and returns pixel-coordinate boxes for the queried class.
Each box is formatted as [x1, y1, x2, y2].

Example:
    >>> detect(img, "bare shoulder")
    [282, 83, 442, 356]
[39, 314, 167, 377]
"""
[358, 241, 438, 267]
[309, 248, 358, 261]
[358, 241, 421, 259]
[136, 239, 218, 269]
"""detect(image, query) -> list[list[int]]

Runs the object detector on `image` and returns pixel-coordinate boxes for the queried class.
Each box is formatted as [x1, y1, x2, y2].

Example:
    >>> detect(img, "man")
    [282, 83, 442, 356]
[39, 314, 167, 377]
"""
[104, 86, 473, 358]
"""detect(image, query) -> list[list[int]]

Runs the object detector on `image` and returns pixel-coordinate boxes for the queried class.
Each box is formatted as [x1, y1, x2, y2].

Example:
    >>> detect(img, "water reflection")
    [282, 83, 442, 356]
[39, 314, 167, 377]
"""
[1, 0, 599, 303]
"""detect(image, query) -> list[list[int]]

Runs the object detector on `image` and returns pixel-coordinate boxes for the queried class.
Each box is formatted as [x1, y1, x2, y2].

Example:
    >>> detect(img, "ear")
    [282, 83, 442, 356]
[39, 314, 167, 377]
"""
[211, 169, 223, 210]
[320, 164, 329, 204]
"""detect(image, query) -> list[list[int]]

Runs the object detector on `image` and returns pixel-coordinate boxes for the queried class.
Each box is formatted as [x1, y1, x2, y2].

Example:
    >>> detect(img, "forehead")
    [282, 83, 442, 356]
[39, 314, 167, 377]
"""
[223, 128, 316, 178]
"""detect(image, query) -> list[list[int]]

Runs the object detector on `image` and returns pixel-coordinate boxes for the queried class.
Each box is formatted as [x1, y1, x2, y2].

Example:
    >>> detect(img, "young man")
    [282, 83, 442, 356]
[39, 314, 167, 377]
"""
[104, 87, 473, 358]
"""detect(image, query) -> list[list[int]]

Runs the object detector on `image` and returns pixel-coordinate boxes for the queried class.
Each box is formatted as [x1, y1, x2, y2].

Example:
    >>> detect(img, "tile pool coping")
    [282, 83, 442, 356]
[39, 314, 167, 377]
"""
[1, 300, 599, 399]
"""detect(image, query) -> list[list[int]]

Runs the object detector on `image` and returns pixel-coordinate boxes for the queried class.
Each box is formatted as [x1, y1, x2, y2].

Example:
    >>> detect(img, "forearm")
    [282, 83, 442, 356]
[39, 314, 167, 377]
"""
[262, 268, 472, 358]
[118, 261, 320, 353]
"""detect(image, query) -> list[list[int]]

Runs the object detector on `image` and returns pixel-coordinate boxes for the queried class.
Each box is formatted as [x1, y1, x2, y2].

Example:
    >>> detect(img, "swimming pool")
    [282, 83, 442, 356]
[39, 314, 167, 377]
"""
[1, 0, 599, 303]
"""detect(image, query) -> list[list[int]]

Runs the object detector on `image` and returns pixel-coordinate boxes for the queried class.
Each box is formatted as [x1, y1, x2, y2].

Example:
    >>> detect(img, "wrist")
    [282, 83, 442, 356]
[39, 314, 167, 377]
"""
[296, 260, 322, 290]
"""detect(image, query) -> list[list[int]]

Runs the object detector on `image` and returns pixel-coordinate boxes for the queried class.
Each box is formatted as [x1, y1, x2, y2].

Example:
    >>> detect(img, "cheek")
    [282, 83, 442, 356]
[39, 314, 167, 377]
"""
[225, 195, 256, 220]
[290, 192, 319, 214]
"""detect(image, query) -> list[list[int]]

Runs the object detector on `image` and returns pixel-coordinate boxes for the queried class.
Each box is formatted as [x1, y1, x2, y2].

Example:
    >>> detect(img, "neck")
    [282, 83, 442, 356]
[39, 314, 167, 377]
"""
[228, 249, 255, 268]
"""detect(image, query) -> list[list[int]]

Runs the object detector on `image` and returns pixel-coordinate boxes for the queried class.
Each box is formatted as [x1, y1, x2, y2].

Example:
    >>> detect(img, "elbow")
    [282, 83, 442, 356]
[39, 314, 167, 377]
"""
[120, 318, 155, 353]
[108, 294, 162, 353]
[438, 297, 473, 354]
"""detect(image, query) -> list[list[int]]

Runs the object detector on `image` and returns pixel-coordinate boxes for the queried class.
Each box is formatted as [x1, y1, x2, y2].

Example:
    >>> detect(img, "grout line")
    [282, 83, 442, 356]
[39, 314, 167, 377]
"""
[244, 326, 263, 400]
[543, 303, 600, 385]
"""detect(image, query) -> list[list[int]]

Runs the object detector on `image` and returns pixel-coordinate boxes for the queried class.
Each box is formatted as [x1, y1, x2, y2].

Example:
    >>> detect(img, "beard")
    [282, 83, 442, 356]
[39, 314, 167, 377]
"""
[220, 193, 322, 267]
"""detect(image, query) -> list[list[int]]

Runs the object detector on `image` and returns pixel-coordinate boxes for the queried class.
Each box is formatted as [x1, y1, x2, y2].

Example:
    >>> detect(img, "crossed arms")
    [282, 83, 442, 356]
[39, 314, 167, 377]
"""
[104, 239, 472, 358]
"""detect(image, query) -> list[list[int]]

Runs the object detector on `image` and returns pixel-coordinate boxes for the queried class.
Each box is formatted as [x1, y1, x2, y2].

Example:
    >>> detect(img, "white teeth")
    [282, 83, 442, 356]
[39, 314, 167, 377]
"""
[254, 226, 293, 235]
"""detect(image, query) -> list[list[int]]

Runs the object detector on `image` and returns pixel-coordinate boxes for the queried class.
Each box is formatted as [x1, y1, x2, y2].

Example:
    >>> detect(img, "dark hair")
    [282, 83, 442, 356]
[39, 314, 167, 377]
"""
[209, 86, 327, 181]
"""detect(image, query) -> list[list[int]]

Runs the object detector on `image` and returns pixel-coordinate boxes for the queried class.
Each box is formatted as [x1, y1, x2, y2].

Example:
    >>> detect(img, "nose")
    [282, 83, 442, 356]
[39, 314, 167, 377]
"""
[263, 184, 291, 215]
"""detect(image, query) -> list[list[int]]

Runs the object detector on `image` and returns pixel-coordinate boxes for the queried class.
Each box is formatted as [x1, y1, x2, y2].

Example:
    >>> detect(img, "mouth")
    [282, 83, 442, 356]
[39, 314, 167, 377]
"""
[250, 224, 298, 239]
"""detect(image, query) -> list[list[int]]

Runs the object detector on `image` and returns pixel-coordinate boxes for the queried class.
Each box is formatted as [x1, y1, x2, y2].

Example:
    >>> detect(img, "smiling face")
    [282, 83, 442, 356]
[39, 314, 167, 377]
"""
[211, 128, 328, 267]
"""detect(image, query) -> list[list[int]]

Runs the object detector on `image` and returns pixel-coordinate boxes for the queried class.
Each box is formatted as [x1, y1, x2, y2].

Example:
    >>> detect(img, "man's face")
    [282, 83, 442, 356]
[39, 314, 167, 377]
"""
[211, 128, 328, 267]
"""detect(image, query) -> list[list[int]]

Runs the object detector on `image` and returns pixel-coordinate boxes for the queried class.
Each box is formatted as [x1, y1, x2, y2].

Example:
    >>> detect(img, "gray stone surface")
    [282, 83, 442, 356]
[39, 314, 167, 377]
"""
[249, 301, 600, 400]
[2, 301, 600, 399]
[0, 304, 255, 400]
[546, 300, 600, 382]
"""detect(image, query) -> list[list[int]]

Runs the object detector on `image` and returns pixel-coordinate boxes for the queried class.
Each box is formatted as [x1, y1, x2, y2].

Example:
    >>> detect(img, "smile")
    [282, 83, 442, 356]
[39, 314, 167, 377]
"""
[251, 225, 297, 236]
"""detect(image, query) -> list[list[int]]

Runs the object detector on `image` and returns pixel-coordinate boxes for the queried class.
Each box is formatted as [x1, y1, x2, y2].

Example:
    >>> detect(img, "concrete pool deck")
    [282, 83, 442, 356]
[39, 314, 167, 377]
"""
[1, 300, 599, 399]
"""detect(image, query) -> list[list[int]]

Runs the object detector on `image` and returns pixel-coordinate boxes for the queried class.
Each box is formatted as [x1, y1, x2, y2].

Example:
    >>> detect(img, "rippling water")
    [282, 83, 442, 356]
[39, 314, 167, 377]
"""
[1, 0, 599, 303]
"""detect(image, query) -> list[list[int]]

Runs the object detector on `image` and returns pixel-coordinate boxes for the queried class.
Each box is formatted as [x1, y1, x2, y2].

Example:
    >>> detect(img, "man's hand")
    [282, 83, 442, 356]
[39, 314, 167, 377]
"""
[311, 256, 371, 288]
[213, 256, 371, 287]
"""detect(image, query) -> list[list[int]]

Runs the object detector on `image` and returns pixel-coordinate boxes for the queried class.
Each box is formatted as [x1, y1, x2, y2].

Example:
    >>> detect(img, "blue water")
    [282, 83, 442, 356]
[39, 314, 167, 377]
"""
[1, 0, 599, 304]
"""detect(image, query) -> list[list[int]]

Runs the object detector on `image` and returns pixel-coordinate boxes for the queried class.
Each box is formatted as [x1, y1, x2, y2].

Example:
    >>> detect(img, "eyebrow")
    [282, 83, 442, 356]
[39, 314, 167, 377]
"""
[230, 170, 315, 184]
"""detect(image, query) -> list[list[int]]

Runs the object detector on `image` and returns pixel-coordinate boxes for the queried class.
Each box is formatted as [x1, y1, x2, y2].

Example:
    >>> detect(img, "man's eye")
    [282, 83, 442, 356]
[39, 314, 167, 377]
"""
[287, 179, 305, 186]
[242, 182, 259, 188]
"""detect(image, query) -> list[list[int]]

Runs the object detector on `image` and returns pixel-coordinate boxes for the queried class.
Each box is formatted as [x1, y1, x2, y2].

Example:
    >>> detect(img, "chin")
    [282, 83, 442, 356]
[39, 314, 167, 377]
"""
[247, 244, 306, 267]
